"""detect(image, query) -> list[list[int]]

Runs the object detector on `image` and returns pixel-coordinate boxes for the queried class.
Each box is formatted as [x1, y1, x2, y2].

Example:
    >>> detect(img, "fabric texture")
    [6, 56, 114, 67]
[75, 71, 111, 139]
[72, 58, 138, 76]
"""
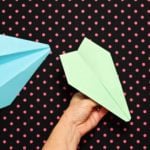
[0, 0, 149, 149]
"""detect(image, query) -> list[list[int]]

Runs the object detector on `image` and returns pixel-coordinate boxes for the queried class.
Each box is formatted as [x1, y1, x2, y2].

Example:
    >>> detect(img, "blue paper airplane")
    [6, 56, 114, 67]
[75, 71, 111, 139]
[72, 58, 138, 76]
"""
[0, 35, 50, 108]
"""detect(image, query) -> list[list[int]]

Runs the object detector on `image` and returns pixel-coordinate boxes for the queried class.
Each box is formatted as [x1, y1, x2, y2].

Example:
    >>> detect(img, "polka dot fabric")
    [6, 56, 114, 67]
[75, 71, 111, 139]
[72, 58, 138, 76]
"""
[0, 0, 149, 149]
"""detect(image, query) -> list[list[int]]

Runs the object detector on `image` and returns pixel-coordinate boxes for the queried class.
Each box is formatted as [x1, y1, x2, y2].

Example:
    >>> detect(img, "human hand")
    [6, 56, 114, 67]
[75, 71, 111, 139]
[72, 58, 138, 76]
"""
[42, 92, 108, 150]
[64, 92, 108, 137]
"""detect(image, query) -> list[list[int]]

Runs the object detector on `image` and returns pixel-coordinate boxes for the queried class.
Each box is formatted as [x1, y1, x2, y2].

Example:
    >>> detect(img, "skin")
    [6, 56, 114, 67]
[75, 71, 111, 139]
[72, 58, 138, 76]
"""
[42, 93, 108, 150]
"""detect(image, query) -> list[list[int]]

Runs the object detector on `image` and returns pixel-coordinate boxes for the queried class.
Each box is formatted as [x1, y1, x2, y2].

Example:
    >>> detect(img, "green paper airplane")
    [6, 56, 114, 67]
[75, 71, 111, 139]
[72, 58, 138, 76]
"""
[60, 37, 131, 122]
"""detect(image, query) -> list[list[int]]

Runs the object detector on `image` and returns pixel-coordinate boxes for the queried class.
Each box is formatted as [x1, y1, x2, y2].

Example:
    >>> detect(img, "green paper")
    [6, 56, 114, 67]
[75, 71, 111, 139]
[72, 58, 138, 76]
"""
[60, 37, 131, 122]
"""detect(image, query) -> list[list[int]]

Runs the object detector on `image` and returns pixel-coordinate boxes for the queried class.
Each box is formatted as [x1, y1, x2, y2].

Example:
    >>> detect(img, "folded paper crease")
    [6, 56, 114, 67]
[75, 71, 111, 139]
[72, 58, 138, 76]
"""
[60, 37, 131, 122]
[0, 35, 50, 108]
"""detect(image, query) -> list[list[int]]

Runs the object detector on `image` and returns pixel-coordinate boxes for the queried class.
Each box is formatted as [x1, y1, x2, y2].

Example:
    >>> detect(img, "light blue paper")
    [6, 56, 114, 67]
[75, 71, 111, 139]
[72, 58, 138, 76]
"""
[0, 35, 50, 108]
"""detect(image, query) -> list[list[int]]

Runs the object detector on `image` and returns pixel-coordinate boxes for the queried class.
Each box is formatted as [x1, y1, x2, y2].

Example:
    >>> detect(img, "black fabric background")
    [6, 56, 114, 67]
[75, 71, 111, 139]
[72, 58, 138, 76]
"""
[0, 0, 149, 149]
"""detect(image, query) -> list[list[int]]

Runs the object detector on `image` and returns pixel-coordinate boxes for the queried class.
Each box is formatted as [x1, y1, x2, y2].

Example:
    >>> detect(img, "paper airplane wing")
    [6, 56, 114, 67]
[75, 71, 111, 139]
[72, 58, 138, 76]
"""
[0, 35, 50, 108]
[0, 35, 49, 56]
[60, 38, 131, 122]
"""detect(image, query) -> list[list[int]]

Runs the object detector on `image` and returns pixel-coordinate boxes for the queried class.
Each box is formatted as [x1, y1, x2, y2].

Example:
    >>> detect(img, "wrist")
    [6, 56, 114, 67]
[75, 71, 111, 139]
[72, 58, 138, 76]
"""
[59, 110, 81, 145]
[45, 110, 81, 150]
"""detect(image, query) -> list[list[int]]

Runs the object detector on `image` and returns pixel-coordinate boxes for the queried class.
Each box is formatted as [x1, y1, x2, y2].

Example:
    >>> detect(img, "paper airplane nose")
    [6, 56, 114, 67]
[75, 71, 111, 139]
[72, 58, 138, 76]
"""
[0, 35, 50, 108]
[60, 37, 131, 122]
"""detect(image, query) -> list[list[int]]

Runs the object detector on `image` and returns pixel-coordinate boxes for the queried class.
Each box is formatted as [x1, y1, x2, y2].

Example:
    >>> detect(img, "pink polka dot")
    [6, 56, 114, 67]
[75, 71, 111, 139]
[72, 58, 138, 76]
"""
[0, 1, 148, 149]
